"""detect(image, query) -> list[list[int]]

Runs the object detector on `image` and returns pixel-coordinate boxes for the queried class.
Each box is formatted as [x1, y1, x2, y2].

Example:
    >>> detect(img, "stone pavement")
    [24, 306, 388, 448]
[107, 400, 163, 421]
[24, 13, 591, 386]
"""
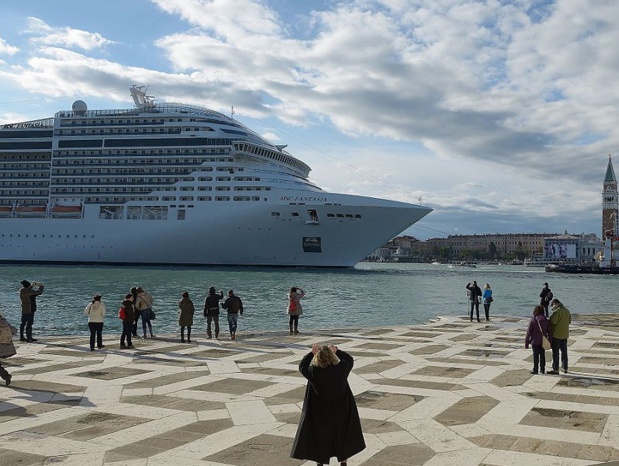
[1, 314, 619, 466]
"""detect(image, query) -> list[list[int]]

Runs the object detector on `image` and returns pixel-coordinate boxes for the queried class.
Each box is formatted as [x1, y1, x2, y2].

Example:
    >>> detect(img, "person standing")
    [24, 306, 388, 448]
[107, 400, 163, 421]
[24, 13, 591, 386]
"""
[119, 293, 136, 349]
[482, 283, 493, 321]
[466, 281, 482, 322]
[548, 298, 571, 374]
[0, 313, 17, 386]
[539, 283, 553, 317]
[130, 286, 140, 337]
[287, 287, 305, 335]
[84, 294, 106, 351]
[221, 289, 243, 341]
[19, 280, 44, 343]
[179, 291, 195, 343]
[525, 305, 551, 374]
[204, 287, 224, 339]
[291, 343, 366, 465]
[135, 287, 155, 338]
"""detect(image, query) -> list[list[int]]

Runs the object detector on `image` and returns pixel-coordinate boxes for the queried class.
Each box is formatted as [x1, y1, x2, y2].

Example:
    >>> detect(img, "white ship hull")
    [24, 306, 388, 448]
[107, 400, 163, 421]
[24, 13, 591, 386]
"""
[0, 192, 429, 267]
[0, 87, 431, 267]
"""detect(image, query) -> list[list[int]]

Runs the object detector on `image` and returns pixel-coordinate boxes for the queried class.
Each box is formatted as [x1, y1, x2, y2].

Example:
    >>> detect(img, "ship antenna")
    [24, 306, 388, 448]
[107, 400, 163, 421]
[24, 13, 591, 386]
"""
[231, 105, 235, 120]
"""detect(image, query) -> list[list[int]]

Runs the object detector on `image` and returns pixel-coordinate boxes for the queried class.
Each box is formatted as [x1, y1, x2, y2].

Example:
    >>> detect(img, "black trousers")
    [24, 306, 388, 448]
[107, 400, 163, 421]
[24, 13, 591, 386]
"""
[289, 315, 299, 329]
[20, 313, 34, 339]
[121, 321, 133, 346]
[88, 322, 104, 349]
[551, 338, 568, 371]
[531, 344, 546, 373]
[0, 362, 10, 381]
[483, 303, 491, 320]
[469, 301, 480, 321]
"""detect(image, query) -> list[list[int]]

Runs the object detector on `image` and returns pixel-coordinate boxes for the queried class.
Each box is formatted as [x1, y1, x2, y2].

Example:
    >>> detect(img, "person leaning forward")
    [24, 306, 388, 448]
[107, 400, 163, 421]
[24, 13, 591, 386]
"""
[19, 280, 44, 343]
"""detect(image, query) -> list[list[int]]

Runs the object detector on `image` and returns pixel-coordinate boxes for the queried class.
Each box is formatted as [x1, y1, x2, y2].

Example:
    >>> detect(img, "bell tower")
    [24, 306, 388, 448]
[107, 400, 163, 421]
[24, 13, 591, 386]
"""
[602, 154, 618, 239]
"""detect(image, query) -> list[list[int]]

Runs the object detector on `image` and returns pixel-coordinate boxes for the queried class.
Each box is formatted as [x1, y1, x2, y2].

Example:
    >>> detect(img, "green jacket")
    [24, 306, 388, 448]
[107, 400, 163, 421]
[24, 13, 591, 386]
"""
[549, 305, 571, 339]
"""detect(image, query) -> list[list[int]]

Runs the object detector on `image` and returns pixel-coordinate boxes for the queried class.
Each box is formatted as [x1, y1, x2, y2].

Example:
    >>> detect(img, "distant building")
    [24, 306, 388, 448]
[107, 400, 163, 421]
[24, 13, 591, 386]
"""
[369, 157, 613, 263]
[602, 154, 618, 239]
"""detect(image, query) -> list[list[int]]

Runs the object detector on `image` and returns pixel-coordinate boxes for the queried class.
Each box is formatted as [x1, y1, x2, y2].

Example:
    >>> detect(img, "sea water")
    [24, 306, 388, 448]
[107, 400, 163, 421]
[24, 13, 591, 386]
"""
[0, 262, 615, 337]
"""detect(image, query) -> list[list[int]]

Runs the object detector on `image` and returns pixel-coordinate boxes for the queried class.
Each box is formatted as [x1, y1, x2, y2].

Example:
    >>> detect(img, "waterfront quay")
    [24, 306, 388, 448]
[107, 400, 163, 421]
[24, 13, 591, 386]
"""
[1, 315, 618, 465]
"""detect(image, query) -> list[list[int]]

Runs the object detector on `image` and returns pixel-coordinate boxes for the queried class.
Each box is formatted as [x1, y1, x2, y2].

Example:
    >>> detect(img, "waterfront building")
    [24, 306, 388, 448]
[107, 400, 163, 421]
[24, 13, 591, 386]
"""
[602, 154, 618, 239]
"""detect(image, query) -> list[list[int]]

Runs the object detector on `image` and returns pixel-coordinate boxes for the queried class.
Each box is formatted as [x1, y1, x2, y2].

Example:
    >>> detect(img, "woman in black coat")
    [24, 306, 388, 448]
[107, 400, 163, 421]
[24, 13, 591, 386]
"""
[291, 343, 365, 465]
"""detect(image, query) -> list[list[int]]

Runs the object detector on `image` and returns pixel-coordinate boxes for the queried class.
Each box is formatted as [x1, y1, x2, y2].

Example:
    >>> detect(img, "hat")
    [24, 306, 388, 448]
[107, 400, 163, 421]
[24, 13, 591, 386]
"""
[21, 280, 31, 288]
[93, 294, 102, 301]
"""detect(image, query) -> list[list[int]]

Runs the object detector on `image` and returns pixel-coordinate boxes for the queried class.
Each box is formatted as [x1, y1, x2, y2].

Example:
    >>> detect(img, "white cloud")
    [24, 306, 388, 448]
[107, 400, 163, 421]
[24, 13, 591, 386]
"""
[0, 37, 19, 55]
[26, 17, 114, 51]
[1, 0, 617, 238]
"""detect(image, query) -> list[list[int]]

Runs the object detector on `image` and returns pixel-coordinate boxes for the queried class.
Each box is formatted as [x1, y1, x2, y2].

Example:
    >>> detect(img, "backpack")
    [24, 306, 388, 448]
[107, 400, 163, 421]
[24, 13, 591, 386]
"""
[118, 306, 126, 320]
[547, 291, 553, 302]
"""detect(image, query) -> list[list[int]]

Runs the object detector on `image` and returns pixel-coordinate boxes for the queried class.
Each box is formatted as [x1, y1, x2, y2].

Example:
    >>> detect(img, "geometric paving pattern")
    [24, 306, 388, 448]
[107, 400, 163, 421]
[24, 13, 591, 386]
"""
[0, 314, 618, 465]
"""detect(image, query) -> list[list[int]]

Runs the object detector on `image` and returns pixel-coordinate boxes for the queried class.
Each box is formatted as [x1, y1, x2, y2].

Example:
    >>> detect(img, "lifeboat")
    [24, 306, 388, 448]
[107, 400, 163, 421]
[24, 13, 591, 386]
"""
[51, 204, 83, 218]
[15, 205, 47, 218]
[0, 205, 13, 217]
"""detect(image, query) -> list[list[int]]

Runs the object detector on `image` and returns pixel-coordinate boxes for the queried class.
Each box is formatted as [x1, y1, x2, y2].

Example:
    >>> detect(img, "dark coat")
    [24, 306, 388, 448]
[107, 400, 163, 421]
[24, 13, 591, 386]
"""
[121, 300, 136, 323]
[204, 291, 223, 317]
[178, 297, 195, 327]
[222, 295, 243, 315]
[525, 314, 552, 348]
[20, 285, 44, 314]
[466, 283, 482, 302]
[291, 349, 365, 463]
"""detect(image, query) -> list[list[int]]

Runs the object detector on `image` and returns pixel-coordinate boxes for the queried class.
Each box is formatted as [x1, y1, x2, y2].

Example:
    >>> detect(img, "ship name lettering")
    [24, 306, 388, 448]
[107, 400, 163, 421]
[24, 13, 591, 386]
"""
[280, 196, 327, 202]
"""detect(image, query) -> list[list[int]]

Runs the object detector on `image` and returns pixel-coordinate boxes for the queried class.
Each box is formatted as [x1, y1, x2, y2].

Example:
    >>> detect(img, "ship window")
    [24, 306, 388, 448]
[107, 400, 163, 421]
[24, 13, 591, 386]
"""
[271, 212, 280, 216]
[345, 214, 353, 218]
[354, 214, 362, 218]
[336, 214, 344, 218]
[177, 209, 186, 220]
[291, 212, 299, 217]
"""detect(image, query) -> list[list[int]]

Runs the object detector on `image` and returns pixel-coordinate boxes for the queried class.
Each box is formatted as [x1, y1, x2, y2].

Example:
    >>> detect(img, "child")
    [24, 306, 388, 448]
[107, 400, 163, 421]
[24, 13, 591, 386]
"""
[179, 291, 195, 343]
[525, 305, 552, 374]
[0, 313, 18, 386]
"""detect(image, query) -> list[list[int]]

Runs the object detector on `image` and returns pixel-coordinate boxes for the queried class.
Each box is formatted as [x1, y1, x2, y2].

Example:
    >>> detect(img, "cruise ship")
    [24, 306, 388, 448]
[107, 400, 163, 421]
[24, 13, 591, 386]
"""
[0, 86, 432, 267]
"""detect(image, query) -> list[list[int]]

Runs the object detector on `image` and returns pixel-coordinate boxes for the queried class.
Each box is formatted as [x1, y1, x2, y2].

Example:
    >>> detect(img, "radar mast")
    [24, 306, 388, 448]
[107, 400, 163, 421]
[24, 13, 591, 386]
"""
[130, 85, 156, 109]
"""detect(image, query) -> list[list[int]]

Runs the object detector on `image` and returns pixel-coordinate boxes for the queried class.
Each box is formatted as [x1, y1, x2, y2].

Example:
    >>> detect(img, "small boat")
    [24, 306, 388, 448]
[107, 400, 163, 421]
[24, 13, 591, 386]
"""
[15, 205, 47, 218]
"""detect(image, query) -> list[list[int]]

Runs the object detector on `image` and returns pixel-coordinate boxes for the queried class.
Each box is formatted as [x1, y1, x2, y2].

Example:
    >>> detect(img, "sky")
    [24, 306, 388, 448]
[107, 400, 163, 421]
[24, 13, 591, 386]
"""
[0, 0, 616, 240]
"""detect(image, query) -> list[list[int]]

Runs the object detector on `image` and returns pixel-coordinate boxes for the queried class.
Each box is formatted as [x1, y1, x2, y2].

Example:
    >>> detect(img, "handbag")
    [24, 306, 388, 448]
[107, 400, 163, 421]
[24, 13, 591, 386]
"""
[537, 321, 551, 350]
[487, 296, 493, 303]
[118, 307, 126, 320]
[149, 309, 156, 320]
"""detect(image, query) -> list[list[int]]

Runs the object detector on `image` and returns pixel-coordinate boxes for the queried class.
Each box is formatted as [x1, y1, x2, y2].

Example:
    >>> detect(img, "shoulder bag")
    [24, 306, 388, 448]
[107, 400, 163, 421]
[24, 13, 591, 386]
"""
[537, 321, 551, 350]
